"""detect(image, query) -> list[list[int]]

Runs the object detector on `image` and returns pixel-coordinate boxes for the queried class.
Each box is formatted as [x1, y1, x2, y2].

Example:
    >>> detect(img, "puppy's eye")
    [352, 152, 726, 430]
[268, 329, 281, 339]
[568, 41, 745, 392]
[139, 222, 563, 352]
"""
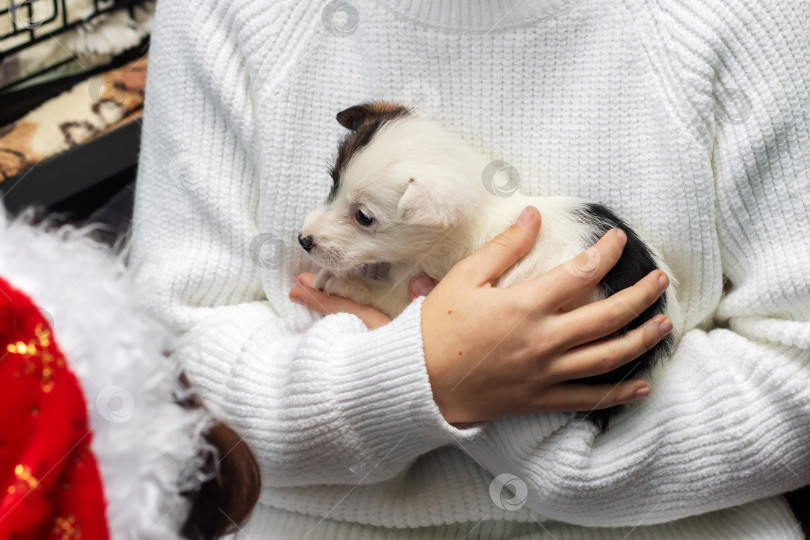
[355, 209, 374, 226]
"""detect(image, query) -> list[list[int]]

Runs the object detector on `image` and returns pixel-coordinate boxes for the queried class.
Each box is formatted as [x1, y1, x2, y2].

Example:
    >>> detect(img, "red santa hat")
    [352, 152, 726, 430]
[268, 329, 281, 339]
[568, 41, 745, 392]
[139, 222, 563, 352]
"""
[0, 209, 212, 539]
[0, 277, 109, 539]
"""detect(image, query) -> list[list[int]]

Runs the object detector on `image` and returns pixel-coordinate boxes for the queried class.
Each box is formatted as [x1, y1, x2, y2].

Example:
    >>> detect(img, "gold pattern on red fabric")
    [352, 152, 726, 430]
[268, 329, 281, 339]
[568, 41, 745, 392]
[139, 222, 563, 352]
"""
[0, 276, 110, 539]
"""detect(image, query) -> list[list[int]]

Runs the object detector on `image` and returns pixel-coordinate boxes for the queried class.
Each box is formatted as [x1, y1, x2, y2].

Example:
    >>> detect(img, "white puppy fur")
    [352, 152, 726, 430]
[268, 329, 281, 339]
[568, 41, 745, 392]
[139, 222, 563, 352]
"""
[302, 105, 679, 317]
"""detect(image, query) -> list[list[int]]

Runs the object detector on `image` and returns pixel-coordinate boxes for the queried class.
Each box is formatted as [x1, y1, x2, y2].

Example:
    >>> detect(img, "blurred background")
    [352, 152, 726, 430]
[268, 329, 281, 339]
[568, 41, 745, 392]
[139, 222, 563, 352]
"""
[0, 0, 149, 246]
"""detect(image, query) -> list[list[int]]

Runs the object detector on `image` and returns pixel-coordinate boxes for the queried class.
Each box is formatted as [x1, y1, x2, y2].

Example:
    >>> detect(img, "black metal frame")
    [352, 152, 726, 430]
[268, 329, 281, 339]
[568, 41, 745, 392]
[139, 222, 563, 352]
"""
[0, 0, 145, 92]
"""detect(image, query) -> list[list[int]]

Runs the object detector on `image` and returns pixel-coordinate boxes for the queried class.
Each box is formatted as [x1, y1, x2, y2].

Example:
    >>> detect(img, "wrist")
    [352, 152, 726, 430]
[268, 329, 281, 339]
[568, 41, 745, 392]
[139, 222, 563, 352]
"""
[421, 294, 451, 420]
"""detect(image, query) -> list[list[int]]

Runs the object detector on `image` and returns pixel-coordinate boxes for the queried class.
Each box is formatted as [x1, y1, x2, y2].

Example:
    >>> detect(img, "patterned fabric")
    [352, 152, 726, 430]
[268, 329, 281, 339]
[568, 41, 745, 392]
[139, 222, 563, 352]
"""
[0, 56, 146, 181]
[0, 0, 153, 91]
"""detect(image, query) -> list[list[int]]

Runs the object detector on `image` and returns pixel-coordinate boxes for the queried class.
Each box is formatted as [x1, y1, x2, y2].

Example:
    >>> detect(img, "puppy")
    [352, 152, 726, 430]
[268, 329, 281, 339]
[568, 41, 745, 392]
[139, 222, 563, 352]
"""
[299, 102, 682, 430]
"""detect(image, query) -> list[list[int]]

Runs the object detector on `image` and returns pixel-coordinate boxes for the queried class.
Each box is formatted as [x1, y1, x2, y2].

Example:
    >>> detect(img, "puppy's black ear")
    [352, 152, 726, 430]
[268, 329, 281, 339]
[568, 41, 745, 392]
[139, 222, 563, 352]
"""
[336, 102, 411, 131]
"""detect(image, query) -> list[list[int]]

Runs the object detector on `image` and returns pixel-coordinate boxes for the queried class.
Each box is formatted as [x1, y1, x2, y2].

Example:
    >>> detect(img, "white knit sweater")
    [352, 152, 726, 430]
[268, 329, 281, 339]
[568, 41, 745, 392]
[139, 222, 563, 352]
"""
[129, 0, 810, 537]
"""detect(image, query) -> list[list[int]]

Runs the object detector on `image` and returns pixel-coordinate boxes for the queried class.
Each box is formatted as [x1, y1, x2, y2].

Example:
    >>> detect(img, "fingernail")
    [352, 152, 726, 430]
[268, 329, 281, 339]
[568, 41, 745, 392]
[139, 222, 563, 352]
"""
[658, 318, 673, 338]
[297, 274, 316, 288]
[616, 229, 627, 247]
[515, 207, 535, 227]
[634, 386, 650, 398]
[290, 295, 306, 306]
[657, 272, 669, 293]
[411, 278, 434, 297]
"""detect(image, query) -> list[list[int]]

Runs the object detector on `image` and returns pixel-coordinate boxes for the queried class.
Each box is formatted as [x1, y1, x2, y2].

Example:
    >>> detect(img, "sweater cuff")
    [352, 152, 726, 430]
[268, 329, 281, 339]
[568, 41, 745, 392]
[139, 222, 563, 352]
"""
[325, 296, 483, 464]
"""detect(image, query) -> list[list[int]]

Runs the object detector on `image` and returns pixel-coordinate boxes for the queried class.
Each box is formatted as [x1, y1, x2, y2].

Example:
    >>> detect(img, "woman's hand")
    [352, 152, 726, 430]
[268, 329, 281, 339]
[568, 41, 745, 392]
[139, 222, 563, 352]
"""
[290, 206, 672, 424]
[289, 272, 434, 329]
[290, 273, 437, 330]
[290, 272, 393, 329]
[421, 207, 670, 423]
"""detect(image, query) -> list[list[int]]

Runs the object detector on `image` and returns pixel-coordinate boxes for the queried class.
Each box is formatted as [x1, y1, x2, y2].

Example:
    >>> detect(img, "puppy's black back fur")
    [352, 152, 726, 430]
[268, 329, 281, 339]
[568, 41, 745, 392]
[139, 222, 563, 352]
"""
[572, 203, 674, 431]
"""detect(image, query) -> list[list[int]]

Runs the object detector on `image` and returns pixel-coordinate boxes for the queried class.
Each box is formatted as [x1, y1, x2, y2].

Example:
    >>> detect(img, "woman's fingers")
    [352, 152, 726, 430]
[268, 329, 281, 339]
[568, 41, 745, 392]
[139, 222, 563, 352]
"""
[549, 314, 671, 382]
[525, 228, 627, 309]
[290, 274, 392, 330]
[451, 206, 541, 285]
[536, 380, 650, 413]
[553, 270, 670, 349]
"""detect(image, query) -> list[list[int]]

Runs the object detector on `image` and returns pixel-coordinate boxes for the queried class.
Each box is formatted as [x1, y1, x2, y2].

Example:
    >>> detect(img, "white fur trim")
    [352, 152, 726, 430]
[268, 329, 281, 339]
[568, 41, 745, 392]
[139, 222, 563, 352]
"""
[0, 208, 209, 539]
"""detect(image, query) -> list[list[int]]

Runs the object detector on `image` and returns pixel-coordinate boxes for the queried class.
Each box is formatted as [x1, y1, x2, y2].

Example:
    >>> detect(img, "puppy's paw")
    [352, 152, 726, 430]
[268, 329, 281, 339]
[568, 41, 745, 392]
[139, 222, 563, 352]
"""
[313, 269, 334, 291]
[315, 270, 371, 303]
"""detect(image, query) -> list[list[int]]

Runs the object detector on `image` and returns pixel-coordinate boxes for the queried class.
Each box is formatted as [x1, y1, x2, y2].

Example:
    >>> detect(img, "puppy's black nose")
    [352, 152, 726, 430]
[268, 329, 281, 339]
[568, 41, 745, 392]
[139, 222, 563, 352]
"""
[298, 234, 314, 252]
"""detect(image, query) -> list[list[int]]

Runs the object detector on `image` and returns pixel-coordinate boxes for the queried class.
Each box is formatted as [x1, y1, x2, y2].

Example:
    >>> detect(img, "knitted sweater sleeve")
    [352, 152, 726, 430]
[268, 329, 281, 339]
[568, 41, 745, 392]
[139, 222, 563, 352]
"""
[129, 0, 477, 487]
[462, 0, 810, 526]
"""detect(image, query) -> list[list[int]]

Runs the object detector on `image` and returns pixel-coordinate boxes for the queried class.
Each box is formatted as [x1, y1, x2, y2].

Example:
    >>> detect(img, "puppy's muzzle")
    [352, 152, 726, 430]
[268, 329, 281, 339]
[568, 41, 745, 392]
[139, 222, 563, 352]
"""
[298, 234, 314, 252]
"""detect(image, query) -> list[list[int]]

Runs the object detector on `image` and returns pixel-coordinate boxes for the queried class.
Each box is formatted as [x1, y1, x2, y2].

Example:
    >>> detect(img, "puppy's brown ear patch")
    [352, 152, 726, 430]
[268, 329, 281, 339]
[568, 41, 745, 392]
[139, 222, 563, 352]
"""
[336, 105, 367, 131]
[336, 102, 410, 131]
